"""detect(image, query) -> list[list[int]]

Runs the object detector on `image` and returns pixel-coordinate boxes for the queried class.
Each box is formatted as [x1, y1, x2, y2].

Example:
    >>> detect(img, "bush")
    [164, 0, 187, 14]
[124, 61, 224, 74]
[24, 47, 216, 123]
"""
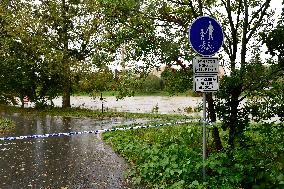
[140, 74, 163, 93]
[104, 123, 206, 188]
[103, 122, 284, 188]
[161, 68, 193, 95]
[207, 123, 284, 188]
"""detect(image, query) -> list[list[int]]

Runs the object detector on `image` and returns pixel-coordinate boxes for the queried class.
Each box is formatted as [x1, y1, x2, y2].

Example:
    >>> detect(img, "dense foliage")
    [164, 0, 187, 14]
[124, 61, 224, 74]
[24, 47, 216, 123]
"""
[161, 67, 194, 95]
[104, 122, 284, 188]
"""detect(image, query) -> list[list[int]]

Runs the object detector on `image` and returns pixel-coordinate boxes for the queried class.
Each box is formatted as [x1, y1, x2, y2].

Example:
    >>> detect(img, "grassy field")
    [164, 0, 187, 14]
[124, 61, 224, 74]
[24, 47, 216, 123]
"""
[103, 122, 284, 189]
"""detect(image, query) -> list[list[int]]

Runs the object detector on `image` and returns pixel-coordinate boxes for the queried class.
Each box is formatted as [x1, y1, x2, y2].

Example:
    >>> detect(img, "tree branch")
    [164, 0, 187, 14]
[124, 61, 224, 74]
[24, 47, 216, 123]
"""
[240, 65, 283, 96]
[221, 0, 239, 68]
[248, 2, 268, 26]
[223, 31, 233, 57]
[233, 0, 242, 62]
[166, 0, 199, 18]
[198, 0, 203, 15]
[247, 0, 271, 41]
[235, 0, 242, 30]
[221, 0, 235, 33]
[204, 6, 214, 17]
[187, 0, 199, 18]
[240, 0, 249, 65]
[167, 0, 190, 6]
[222, 42, 232, 59]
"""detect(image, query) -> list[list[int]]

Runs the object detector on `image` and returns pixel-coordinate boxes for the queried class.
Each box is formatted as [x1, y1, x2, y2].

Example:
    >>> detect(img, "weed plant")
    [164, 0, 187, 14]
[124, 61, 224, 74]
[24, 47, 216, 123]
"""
[103, 122, 284, 188]
[0, 118, 16, 133]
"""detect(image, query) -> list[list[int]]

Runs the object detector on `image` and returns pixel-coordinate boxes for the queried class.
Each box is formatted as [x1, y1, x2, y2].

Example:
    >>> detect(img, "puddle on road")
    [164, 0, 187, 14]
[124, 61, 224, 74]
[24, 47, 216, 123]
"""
[0, 113, 149, 188]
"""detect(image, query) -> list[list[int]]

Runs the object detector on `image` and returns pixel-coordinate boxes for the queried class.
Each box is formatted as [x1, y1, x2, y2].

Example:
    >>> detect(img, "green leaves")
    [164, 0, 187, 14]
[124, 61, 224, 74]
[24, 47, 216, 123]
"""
[161, 67, 193, 94]
[104, 120, 284, 188]
[103, 123, 204, 188]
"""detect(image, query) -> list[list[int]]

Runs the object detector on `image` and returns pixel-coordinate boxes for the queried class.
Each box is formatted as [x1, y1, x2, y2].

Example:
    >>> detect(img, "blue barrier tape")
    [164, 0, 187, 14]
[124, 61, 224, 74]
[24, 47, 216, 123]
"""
[0, 118, 208, 141]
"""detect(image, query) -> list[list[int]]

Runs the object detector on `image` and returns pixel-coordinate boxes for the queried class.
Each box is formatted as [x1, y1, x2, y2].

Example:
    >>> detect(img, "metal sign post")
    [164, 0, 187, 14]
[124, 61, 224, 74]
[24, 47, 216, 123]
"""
[100, 93, 104, 113]
[188, 16, 223, 180]
[202, 92, 206, 180]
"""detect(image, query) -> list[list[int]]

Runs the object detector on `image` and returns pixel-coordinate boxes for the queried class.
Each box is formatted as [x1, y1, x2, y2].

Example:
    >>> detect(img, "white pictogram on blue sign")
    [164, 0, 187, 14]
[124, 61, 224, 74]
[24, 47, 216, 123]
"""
[189, 16, 223, 56]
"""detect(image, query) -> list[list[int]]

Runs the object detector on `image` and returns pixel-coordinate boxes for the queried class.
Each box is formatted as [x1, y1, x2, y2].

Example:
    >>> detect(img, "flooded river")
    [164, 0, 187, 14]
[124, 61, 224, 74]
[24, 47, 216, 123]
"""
[0, 113, 148, 188]
[25, 96, 202, 115]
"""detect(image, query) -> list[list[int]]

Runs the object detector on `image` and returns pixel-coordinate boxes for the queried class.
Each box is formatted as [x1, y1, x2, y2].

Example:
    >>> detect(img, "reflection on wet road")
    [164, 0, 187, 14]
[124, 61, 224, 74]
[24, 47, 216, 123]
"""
[0, 113, 145, 188]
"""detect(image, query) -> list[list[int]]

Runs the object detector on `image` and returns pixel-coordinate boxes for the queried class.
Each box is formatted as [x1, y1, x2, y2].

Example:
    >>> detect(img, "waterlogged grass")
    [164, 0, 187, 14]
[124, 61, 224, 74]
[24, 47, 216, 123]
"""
[103, 122, 284, 188]
[0, 118, 16, 133]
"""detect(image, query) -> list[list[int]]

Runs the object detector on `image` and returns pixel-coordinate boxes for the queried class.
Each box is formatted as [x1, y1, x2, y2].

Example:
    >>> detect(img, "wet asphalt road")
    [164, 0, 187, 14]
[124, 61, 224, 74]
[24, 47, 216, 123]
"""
[0, 114, 145, 188]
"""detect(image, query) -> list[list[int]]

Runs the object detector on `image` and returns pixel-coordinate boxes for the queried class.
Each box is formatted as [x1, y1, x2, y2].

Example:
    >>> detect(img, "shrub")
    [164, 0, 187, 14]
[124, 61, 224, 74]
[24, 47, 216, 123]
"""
[103, 122, 284, 188]
[140, 74, 163, 93]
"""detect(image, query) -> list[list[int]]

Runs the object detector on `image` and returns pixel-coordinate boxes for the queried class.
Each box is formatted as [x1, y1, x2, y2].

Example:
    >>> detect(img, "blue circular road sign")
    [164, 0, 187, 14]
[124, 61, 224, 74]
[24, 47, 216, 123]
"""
[189, 16, 224, 56]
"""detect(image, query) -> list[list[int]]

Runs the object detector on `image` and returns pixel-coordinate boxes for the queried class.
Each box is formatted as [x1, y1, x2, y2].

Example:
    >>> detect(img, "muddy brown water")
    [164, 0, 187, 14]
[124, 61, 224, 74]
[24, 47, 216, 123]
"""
[24, 96, 203, 115]
[0, 113, 149, 188]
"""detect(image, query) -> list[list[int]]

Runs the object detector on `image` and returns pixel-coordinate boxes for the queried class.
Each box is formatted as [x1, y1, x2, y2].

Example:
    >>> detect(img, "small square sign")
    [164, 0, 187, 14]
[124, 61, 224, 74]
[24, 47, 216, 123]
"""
[193, 57, 219, 74]
[194, 75, 219, 92]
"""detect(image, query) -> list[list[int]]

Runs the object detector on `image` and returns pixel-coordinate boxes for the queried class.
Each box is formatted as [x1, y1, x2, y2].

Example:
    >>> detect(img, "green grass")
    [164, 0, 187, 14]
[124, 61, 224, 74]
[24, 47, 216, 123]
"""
[103, 122, 284, 188]
[0, 118, 16, 133]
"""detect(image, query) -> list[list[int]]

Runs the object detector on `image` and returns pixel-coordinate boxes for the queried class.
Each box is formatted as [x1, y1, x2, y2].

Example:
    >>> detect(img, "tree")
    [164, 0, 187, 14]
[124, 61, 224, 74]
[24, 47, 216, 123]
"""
[161, 67, 193, 94]
[0, 0, 41, 107]
[258, 1, 284, 122]
[140, 74, 163, 93]
[211, 0, 273, 148]
[0, 1, 64, 107]
[98, 0, 278, 150]
[31, 0, 104, 107]
[0, 1, 17, 104]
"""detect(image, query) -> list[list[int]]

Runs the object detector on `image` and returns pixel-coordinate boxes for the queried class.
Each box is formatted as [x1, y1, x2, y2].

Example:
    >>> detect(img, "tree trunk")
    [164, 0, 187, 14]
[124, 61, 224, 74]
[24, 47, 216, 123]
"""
[228, 92, 240, 148]
[20, 95, 24, 108]
[206, 93, 223, 151]
[62, 60, 71, 108]
[61, 0, 71, 108]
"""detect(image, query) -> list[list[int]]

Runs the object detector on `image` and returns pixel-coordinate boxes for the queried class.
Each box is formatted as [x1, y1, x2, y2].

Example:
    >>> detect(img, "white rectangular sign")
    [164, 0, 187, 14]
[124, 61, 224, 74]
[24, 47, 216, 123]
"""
[194, 75, 219, 92]
[193, 57, 219, 74]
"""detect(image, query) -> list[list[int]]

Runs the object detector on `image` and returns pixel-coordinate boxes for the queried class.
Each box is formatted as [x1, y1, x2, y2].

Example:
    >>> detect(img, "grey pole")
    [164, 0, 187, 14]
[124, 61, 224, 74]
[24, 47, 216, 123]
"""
[100, 93, 104, 113]
[203, 92, 206, 180]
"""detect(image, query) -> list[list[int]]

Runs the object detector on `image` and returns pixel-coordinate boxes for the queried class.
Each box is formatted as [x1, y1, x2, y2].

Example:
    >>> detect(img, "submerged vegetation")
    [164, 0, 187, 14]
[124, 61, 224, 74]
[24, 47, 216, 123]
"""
[103, 122, 284, 188]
